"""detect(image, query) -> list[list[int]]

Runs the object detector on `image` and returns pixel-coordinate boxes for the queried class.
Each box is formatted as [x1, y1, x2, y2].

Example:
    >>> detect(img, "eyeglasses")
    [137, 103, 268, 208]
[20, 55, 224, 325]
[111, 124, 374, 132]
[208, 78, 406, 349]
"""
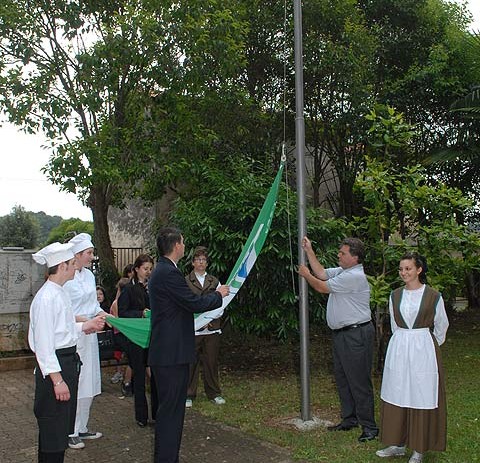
[194, 258, 207, 262]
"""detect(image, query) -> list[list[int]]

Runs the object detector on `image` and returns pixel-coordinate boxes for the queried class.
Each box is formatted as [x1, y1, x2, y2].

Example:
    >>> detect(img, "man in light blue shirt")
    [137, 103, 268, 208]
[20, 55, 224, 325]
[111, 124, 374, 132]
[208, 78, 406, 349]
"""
[298, 237, 378, 442]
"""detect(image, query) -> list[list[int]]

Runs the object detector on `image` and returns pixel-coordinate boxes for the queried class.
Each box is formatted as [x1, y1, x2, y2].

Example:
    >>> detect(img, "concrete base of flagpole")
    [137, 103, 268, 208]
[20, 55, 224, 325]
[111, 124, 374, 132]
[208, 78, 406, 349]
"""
[283, 416, 334, 431]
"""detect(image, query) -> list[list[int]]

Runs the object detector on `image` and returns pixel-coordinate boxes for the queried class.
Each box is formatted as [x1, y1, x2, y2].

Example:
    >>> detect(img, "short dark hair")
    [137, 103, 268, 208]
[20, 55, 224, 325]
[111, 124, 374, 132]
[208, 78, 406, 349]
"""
[400, 252, 428, 284]
[341, 237, 365, 263]
[47, 264, 60, 275]
[192, 246, 208, 262]
[47, 258, 74, 275]
[156, 227, 182, 256]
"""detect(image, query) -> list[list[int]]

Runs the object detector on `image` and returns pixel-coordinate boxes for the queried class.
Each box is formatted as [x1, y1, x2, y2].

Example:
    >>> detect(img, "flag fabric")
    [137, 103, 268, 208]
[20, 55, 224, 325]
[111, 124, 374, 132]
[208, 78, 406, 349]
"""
[109, 163, 284, 347]
[106, 311, 151, 348]
[194, 162, 284, 331]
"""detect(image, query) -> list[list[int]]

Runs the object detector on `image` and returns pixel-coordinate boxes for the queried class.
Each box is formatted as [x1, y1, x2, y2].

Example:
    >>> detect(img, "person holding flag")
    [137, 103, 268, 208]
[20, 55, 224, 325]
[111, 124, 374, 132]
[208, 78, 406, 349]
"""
[63, 233, 109, 449]
[185, 246, 226, 408]
[29, 242, 105, 463]
[118, 253, 157, 427]
[298, 236, 378, 443]
[148, 227, 230, 463]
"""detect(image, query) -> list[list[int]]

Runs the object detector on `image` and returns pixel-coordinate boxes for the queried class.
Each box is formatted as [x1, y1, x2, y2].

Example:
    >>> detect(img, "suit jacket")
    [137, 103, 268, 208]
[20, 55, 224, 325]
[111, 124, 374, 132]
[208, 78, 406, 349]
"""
[186, 271, 222, 331]
[148, 256, 223, 366]
[118, 280, 149, 318]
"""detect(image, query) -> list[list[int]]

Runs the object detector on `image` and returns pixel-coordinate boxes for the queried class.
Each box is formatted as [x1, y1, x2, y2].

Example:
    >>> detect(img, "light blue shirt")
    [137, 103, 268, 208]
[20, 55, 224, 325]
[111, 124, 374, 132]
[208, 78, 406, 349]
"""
[325, 264, 371, 330]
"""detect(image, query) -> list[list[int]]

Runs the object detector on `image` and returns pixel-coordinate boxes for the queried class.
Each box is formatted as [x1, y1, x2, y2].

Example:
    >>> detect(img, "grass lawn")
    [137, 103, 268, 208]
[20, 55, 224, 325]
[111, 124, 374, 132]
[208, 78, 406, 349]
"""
[188, 310, 480, 463]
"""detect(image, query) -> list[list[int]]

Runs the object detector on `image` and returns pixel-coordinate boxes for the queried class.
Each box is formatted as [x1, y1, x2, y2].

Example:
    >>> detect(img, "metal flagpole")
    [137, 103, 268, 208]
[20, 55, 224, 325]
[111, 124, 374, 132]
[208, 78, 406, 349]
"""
[293, 0, 311, 421]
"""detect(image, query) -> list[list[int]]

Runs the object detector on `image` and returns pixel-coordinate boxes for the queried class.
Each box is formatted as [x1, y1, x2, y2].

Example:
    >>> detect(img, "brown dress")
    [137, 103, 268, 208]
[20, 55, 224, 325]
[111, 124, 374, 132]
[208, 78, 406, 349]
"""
[380, 286, 447, 452]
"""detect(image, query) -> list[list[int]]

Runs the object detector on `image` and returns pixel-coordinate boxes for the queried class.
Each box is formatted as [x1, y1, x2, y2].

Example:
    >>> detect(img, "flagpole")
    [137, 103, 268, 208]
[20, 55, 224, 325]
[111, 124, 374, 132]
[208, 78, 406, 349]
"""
[293, 0, 311, 421]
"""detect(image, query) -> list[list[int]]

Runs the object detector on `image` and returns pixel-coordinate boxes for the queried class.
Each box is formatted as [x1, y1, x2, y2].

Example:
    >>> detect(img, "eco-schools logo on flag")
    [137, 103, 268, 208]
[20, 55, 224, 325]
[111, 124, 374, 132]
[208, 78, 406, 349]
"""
[229, 225, 263, 291]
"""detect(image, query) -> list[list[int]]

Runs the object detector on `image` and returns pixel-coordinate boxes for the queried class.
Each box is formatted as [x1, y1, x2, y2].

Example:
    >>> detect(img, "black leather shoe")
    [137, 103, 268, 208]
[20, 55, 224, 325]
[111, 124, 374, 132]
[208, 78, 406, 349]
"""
[327, 422, 358, 431]
[358, 429, 378, 442]
[136, 421, 147, 428]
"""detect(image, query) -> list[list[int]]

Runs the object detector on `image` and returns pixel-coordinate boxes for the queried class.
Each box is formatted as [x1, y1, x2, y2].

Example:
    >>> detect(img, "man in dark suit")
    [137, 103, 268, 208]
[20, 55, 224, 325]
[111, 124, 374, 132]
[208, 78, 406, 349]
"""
[148, 227, 229, 463]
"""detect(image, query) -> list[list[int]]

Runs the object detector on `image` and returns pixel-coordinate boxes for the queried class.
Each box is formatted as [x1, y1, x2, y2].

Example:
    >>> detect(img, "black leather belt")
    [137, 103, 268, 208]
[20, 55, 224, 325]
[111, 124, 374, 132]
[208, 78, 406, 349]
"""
[333, 320, 371, 333]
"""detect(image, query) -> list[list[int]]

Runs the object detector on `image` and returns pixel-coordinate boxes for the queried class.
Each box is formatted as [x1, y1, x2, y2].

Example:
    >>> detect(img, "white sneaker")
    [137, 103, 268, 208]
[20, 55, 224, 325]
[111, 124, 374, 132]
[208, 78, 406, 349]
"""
[409, 452, 423, 463]
[185, 399, 193, 408]
[376, 446, 406, 458]
[68, 437, 85, 449]
[212, 396, 226, 405]
[79, 431, 103, 440]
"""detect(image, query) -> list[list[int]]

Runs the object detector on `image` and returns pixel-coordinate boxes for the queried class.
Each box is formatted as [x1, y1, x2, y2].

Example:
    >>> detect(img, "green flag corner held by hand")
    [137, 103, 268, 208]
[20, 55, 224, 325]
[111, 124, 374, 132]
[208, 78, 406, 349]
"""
[107, 316, 151, 348]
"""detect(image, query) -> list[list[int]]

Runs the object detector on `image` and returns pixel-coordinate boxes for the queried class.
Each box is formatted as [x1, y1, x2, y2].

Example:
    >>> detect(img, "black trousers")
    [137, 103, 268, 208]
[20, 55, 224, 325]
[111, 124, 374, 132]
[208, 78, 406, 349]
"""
[34, 347, 80, 460]
[127, 340, 158, 424]
[332, 322, 378, 432]
[151, 364, 189, 463]
[38, 449, 64, 463]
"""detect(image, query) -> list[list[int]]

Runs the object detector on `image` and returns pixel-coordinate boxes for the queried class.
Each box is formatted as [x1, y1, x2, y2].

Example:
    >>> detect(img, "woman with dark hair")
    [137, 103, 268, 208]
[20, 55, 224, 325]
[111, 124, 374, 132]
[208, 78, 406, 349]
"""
[118, 254, 157, 427]
[96, 286, 110, 312]
[376, 252, 449, 463]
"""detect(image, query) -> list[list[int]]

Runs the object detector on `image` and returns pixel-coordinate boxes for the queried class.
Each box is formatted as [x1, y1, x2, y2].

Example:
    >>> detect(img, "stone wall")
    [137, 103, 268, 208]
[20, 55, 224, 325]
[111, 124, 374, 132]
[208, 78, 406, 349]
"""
[0, 250, 45, 352]
[107, 190, 178, 267]
[108, 199, 155, 249]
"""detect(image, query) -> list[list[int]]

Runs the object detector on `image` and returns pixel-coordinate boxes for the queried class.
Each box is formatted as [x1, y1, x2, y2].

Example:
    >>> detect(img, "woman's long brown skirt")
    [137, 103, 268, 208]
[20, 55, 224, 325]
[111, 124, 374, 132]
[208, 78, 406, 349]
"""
[380, 352, 447, 453]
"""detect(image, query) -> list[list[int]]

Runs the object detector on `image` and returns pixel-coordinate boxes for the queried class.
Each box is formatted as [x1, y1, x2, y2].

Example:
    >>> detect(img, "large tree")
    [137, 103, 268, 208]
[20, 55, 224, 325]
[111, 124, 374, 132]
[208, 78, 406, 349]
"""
[0, 205, 39, 248]
[0, 0, 247, 289]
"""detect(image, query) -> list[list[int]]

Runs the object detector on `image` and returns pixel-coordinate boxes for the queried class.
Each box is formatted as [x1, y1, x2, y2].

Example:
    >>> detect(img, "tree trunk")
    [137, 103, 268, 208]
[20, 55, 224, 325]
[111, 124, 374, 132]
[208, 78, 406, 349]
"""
[88, 185, 119, 299]
[466, 270, 480, 310]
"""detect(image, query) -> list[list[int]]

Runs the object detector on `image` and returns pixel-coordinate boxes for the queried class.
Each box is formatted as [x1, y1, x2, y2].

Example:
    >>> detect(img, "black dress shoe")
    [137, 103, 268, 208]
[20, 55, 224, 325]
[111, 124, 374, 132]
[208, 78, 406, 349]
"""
[327, 422, 358, 431]
[136, 421, 147, 427]
[358, 429, 379, 442]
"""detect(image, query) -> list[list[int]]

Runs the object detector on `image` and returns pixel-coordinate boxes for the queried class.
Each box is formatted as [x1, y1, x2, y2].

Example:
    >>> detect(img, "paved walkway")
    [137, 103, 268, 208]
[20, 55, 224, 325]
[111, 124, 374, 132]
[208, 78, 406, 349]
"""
[0, 366, 300, 463]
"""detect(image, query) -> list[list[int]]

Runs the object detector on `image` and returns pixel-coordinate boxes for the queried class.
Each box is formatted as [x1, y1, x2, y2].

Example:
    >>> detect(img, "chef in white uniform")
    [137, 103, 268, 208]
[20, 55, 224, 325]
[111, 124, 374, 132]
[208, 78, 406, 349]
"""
[29, 242, 105, 463]
[63, 233, 109, 449]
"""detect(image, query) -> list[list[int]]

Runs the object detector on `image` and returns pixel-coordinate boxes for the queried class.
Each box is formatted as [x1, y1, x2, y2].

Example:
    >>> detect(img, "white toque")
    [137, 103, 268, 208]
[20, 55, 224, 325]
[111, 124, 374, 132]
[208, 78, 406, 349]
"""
[32, 242, 75, 268]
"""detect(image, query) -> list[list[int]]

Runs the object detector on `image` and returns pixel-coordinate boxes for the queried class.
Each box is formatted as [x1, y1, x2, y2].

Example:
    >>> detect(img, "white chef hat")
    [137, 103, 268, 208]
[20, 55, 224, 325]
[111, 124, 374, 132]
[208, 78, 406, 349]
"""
[69, 233, 94, 254]
[32, 242, 75, 268]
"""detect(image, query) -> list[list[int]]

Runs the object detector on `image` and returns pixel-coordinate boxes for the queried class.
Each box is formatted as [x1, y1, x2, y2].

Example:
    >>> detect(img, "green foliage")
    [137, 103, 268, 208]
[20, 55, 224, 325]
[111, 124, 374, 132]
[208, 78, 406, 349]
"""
[30, 211, 62, 245]
[351, 106, 480, 311]
[46, 218, 94, 245]
[365, 104, 417, 163]
[354, 156, 480, 309]
[0, 205, 39, 248]
[426, 31, 480, 208]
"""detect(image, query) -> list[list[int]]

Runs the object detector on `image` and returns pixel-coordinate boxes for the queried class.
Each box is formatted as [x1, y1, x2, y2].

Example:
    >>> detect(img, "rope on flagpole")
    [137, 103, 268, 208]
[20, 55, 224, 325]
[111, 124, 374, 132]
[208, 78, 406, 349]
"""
[282, 0, 297, 299]
[284, 144, 297, 299]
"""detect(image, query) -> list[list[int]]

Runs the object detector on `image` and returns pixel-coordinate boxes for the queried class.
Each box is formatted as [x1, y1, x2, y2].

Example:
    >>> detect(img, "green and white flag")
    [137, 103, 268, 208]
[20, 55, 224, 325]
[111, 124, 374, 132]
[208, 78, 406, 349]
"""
[108, 163, 285, 346]
[194, 162, 285, 331]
